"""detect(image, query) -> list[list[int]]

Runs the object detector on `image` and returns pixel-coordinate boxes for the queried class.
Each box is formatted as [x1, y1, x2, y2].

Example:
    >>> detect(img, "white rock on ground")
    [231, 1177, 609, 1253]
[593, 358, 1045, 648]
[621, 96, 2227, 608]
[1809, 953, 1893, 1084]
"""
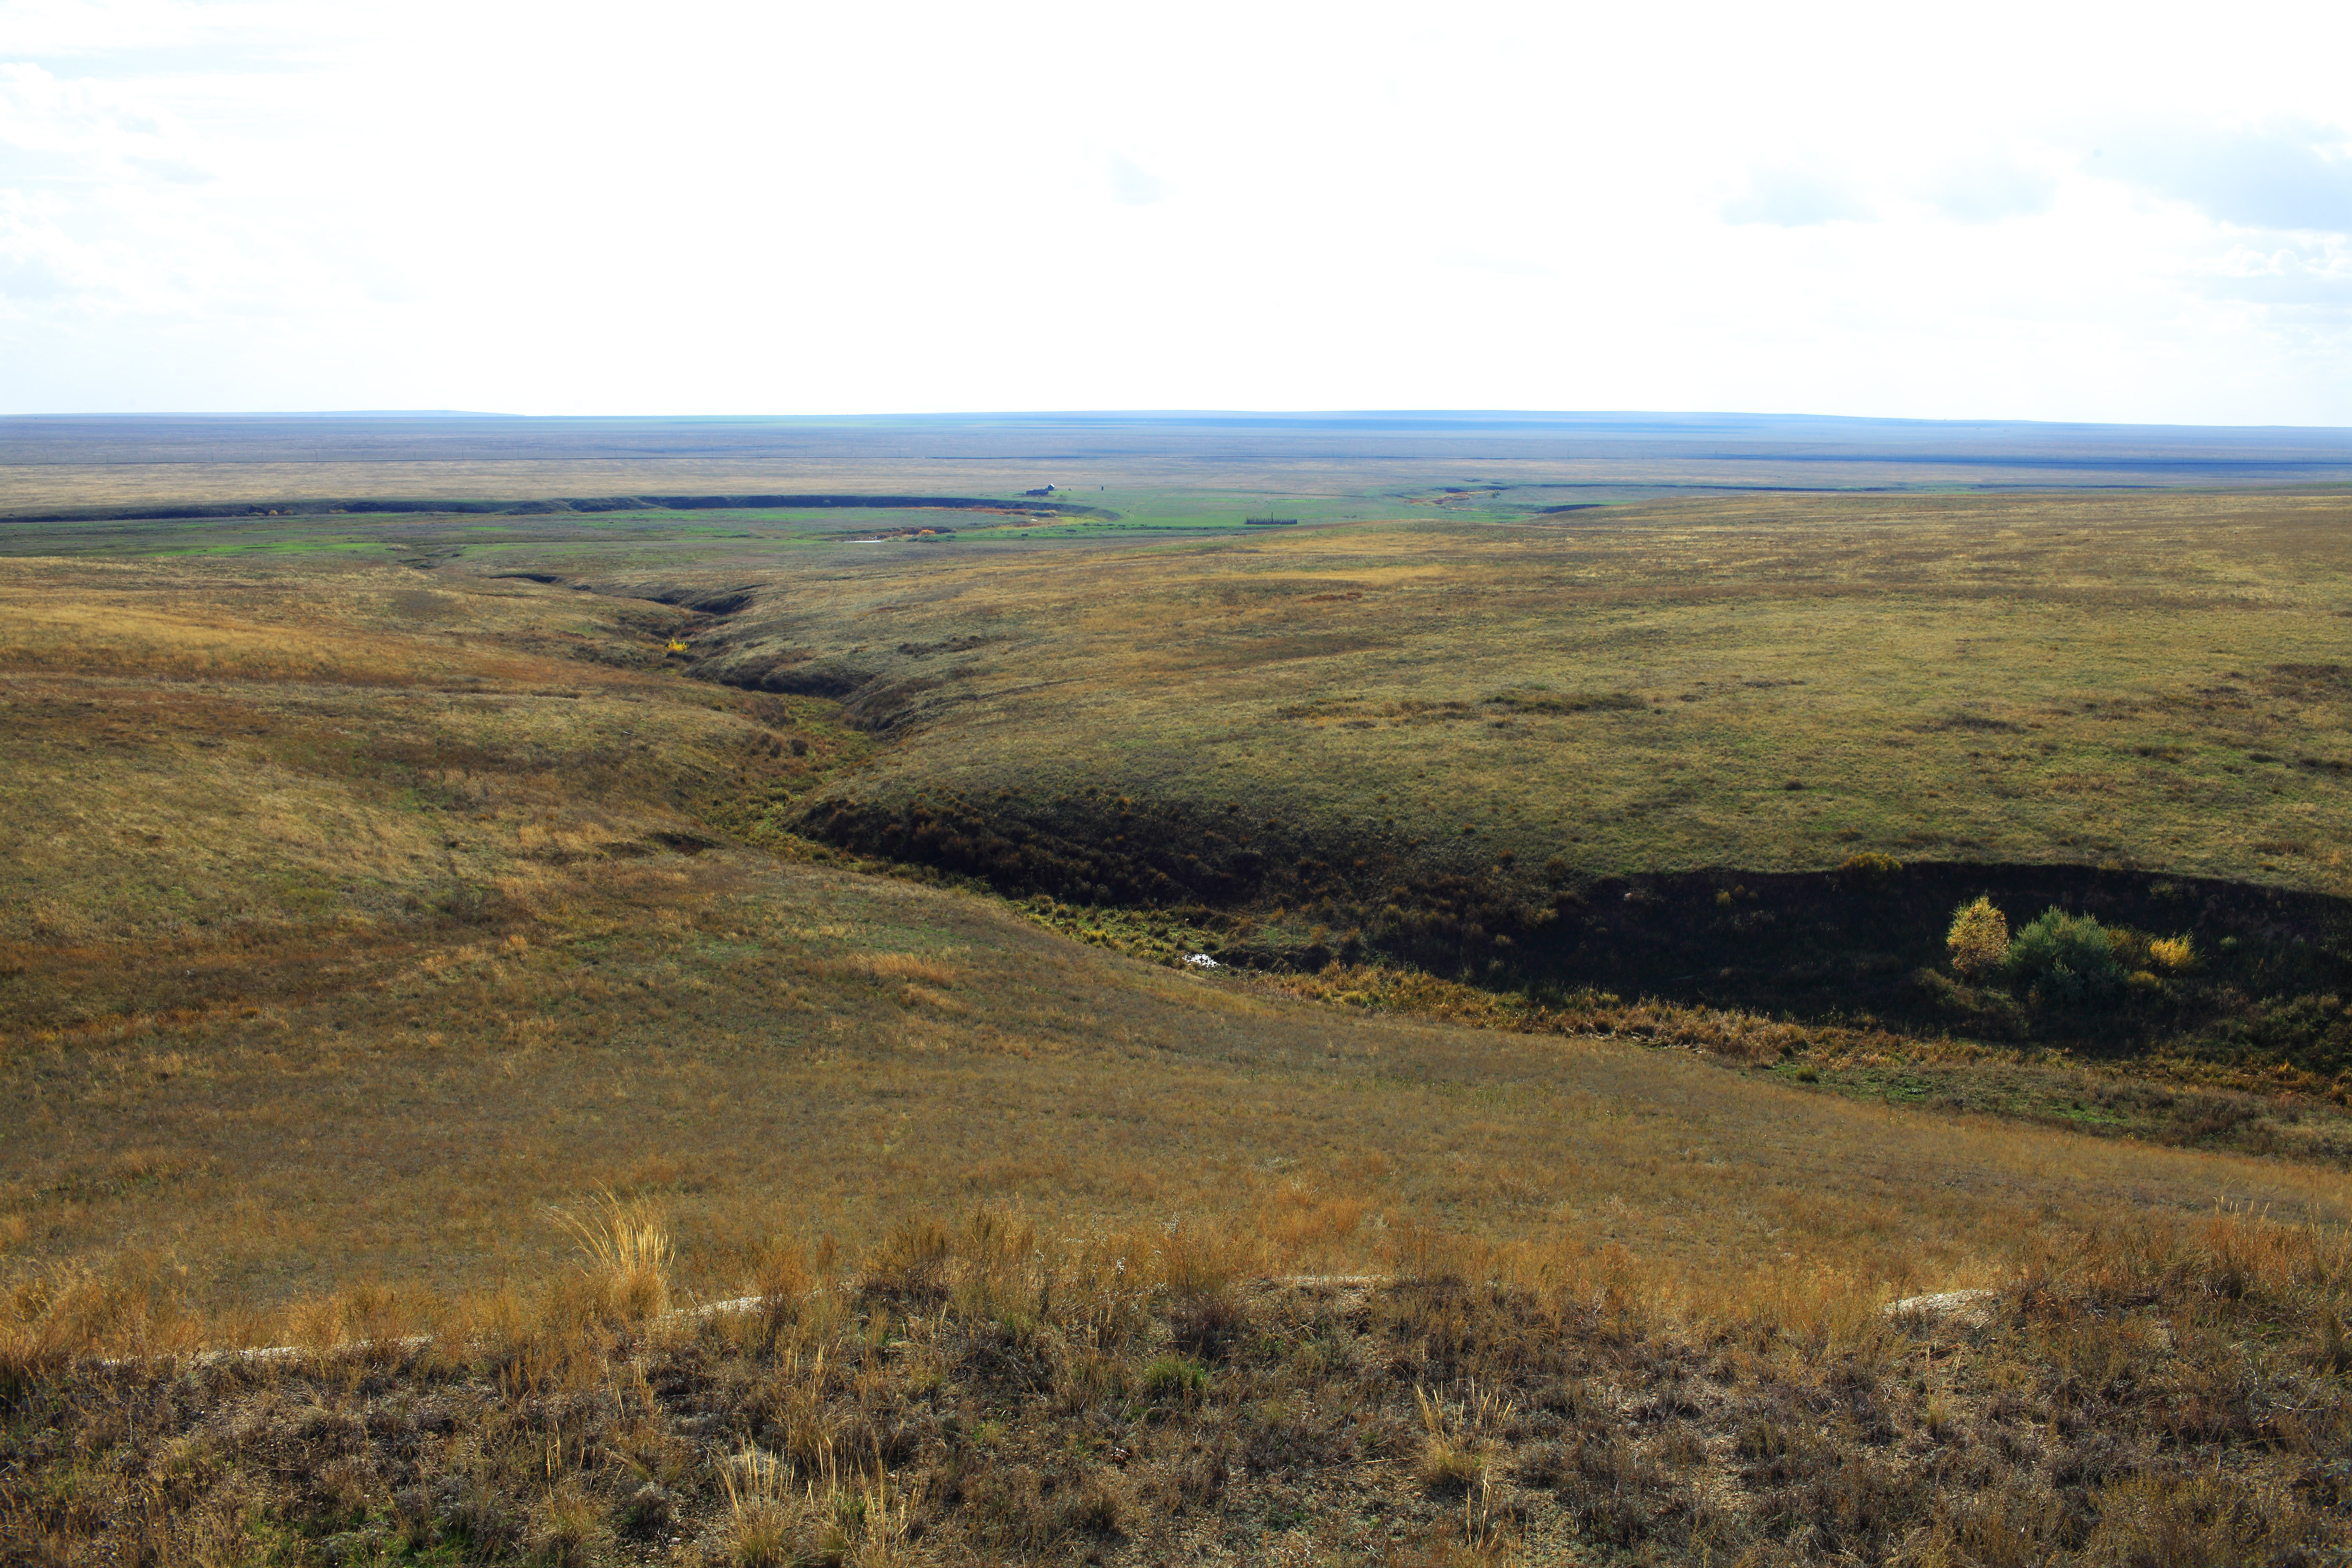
[1885, 1288, 1996, 1325]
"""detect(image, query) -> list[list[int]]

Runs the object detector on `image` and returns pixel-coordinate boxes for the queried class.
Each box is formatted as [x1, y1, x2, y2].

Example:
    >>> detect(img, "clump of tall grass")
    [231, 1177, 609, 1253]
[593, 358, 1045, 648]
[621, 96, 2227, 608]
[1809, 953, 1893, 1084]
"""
[531, 1478, 608, 1568]
[1155, 1215, 1259, 1301]
[862, 1216, 957, 1303]
[720, 1442, 924, 1568]
[0, 1253, 206, 1386]
[720, 1446, 798, 1568]
[549, 1189, 672, 1323]
[1413, 1382, 1505, 1497]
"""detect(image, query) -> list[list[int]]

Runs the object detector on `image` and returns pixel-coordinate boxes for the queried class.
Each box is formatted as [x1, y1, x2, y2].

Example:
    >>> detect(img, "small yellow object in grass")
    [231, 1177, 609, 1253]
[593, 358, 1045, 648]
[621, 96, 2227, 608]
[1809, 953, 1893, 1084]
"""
[666, 638, 689, 653]
[2148, 934, 2196, 973]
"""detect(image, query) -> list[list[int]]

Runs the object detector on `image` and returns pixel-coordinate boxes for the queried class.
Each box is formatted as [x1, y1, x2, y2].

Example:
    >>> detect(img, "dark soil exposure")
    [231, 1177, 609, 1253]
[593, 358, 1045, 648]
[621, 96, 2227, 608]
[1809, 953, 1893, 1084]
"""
[6, 1216, 2344, 1568]
[799, 786, 2352, 1073]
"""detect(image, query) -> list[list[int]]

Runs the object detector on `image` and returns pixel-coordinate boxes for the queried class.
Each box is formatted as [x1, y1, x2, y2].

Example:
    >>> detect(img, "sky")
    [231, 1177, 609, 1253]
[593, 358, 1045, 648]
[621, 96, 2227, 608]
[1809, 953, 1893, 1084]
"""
[2, 0, 2349, 423]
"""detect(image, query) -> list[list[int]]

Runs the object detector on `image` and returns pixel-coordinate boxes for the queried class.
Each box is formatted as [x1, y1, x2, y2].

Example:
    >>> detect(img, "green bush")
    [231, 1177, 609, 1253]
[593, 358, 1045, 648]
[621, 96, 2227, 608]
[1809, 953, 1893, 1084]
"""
[2003, 907, 2126, 1004]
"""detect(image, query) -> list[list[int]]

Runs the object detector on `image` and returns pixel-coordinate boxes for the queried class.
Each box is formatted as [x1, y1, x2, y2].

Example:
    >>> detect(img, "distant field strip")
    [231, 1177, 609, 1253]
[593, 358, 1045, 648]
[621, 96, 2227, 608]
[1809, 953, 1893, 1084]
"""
[0, 492, 1119, 524]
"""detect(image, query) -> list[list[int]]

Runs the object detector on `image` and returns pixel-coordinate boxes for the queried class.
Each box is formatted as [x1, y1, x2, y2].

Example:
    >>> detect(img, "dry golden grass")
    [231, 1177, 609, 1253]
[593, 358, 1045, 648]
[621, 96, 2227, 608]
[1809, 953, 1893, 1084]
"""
[0, 556, 861, 954]
[9, 788, 2351, 1331]
[552, 1190, 676, 1323]
[5, 550, 2348, 1319]
[7, 538, 2352, 1561]
[6, 1201, 2347, 1563]
[629, 486, 2352, 896]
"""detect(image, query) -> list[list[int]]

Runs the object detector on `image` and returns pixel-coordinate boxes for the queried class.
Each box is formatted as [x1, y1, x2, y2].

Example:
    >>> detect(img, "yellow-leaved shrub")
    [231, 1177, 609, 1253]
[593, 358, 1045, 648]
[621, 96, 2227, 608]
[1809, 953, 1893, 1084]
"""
[1946, 896, 2010, 980]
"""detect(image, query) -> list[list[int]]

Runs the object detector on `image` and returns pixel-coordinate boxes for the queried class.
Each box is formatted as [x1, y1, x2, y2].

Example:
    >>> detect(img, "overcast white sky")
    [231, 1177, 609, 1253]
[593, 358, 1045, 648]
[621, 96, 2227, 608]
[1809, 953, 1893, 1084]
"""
[3, 0, 2349, 423]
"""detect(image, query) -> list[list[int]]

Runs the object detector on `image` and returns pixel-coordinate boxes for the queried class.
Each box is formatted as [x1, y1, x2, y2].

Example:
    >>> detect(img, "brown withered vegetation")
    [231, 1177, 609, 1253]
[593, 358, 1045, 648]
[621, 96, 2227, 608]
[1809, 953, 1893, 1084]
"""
[5, 1205, 2348, 1566]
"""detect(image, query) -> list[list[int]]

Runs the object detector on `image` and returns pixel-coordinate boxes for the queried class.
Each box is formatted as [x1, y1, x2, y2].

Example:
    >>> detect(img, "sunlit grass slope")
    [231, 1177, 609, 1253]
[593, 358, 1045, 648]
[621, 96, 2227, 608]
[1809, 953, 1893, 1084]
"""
[0, 550, 2341, 1313]
[638, 487, 2352, 897]
[8, 544, 2352, 1565]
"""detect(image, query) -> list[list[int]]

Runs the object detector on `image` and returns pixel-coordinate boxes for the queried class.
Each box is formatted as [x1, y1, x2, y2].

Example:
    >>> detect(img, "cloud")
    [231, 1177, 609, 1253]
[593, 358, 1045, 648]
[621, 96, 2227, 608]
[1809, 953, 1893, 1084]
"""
[1106, 153, 1169, 206]
[124, 153, 211, 183]
[5, 1, 2352, 420]
[1721, 163, 1872, 227]
[1922, 153, 2055, 223]
[2193, 245, 2352, 308]
[1439, 248, 1553, 278]
[0, 62, 209, 183]
[0, 196, 126, 311]
[0, 248, 66, 304]
[2097, 120, 2352, 233]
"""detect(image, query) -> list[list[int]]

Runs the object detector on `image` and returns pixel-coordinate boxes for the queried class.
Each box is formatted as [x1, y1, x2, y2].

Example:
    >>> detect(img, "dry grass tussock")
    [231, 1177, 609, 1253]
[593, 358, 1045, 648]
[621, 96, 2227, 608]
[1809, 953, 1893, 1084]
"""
[552, 1190, 676, 1324]
[718, 1443, 924, 1568]
[5, 1204, 2349, 1565]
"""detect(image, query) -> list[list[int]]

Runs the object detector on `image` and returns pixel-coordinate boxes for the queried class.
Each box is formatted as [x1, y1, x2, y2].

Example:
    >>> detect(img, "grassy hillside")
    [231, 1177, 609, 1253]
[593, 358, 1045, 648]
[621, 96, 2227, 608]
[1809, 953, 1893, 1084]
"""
[556, 485, 2352, 1072]
[9, 557, 2342, 1312]
[10, 489, 2352, 1060]
[7, 484, 2352, 1563]
[654, 488, 2352, 890]
[50, 485, 2331, 898]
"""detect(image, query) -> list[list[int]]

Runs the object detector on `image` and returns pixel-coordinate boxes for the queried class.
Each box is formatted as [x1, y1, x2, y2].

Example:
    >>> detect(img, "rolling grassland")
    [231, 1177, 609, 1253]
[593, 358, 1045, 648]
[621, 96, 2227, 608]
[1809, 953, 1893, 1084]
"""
[650, 488, 2352, 896]
[588, 485, 2352, 1083]
[4, 467, 2352, 1563]
[9, 555, 2337, 1308]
